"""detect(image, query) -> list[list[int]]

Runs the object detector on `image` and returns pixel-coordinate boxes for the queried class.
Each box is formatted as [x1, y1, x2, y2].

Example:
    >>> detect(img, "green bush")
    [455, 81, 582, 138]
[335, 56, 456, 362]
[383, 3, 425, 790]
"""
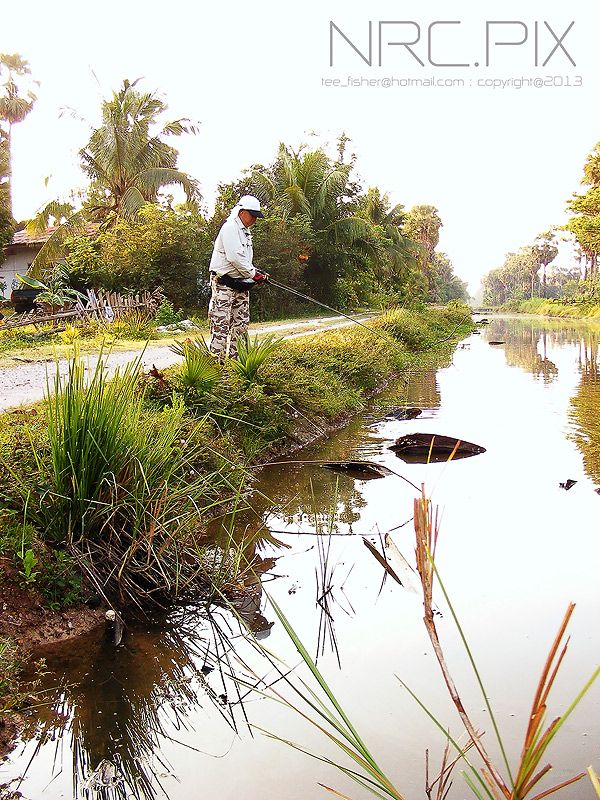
[154, 298, 184, 327]
[376, 308, 438, 350]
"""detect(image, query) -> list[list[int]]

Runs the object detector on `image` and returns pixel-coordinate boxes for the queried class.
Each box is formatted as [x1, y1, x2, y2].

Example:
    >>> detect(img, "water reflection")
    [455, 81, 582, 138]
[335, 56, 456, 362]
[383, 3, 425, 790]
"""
[8, 316, 600, 800]
[16, 609, 255, 800]
[485, 319, 559, 382]
[483, 317, 600, 485]
[570, 373, 600, 486]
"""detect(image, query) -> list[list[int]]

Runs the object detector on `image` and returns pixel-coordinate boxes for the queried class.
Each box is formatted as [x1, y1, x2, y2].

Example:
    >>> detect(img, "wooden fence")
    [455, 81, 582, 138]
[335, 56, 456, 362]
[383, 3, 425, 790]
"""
[0, 288, 164, 332]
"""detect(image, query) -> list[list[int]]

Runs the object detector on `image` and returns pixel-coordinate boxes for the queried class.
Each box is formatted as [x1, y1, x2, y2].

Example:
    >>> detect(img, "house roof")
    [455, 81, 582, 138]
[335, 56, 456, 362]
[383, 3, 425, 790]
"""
[6, 223, 99, 249]
[10, 228, 56, 246]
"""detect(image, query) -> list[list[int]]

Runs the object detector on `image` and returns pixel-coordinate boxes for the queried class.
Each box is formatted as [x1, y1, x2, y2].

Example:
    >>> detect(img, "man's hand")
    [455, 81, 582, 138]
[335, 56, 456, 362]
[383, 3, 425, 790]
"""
[253, 270, 269, 283]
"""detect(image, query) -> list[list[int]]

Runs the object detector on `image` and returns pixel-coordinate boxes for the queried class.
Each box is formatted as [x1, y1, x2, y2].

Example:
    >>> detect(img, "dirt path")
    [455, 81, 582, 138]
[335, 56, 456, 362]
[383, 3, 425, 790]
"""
[0, 314, 374, 412]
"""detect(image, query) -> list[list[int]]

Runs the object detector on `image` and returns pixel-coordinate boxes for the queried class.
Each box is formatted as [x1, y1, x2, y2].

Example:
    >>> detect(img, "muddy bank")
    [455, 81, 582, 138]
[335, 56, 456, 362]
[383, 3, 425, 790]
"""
[0, 559, 105, 652]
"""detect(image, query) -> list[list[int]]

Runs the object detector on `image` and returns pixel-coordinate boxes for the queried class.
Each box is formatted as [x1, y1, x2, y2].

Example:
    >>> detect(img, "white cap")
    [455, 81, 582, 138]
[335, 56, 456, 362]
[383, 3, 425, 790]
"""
[238, 195, 264, 218]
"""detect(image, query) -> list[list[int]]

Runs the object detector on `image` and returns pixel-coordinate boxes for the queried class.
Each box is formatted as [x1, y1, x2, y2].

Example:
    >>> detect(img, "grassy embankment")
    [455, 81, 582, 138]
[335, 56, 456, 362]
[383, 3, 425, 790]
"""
[503, 298, 600, 319]
[0, 304, 472, 721]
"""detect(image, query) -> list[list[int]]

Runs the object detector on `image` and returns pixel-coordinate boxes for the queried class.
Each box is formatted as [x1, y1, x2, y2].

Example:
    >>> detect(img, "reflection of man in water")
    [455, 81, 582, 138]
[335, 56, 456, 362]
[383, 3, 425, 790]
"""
[235, 578, 274, 640]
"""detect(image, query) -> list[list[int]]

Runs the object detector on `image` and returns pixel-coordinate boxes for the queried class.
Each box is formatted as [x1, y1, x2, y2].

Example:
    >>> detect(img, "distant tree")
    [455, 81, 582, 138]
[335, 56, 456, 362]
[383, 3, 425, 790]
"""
[534, 231, 559, 296]
[81, 79, 200, 220]
[403, 205, 442, 288]
[0, 128, 12, 250]
[0, 53, 36, 221]
[357, 187, 419, 286]
[481, 249, 533, 305]
[564, 143, 600, 280]
[252, 140, 376, 302]
[429, 251, 469, 303]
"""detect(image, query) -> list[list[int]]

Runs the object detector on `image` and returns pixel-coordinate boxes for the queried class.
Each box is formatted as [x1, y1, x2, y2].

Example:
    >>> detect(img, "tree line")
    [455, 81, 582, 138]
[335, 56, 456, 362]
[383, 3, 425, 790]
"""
[481, 139, 600, 307]
[0, 62, 468, 315]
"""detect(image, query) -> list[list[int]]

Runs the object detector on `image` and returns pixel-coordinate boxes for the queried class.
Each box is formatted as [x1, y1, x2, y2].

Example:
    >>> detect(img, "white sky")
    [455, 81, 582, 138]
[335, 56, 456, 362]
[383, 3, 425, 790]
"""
[2, 0, 598, 293]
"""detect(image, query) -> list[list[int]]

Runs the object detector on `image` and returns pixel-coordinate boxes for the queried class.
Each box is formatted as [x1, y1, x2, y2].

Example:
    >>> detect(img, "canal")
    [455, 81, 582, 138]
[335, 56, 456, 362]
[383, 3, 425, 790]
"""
[2, 315, 600, 800]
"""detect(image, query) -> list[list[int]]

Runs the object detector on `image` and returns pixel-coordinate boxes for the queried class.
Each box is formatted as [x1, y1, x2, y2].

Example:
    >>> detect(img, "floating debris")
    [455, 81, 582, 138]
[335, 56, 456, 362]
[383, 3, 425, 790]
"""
[595, 488, 600, 495]
[489, 341, 505, 346]
[389, 433, 486, 464]
[386, 407, 422, 421]
[363, 538, 403, 585]
[559, 479, 577, 491]
[476, 318, 490, 325]
[320, 461, 394, 480]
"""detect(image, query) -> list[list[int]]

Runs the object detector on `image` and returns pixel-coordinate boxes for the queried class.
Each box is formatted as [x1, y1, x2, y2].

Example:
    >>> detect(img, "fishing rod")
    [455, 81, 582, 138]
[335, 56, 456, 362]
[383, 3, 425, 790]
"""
[266, 278, 394, 343]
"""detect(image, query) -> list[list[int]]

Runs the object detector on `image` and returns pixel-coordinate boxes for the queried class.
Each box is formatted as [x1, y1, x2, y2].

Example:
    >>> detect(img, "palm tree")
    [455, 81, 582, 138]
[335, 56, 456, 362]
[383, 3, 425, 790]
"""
[0, 53, 36, 220]
[252, 143, 377, 300]
[29, 79, 200, 275]
[358, 186, 418, 281]
[81, 79, 200, 220]
[403, 205, 443, 288]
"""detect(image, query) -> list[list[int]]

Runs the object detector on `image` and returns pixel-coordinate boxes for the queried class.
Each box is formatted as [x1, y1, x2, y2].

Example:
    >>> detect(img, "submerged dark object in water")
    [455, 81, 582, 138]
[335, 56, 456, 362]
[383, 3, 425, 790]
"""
[559, 479, 577, 491]
[389, 433, 486, 464]
[320, 460, 393, 480]
[489, 341, 505, 346]
[386, 407, 422, 421]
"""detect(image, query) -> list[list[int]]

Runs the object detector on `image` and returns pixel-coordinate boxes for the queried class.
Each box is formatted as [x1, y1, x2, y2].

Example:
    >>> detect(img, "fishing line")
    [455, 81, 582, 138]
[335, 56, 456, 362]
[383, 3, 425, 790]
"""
[266, 278, 472, 351]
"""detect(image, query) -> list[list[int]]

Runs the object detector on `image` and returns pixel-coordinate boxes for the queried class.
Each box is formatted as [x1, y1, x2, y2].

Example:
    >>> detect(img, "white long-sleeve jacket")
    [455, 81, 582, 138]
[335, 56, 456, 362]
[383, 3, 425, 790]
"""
[209, 212, 257, 280]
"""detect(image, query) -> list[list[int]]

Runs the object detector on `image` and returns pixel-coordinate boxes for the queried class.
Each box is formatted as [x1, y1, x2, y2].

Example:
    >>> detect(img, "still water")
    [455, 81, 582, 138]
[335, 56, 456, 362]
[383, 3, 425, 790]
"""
[2, 315, 600, 800]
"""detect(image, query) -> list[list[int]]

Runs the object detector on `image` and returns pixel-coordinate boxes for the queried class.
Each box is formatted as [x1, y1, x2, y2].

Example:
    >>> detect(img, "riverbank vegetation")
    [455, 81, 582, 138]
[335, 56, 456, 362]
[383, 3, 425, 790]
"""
[0, 304, 473, 617]
[480, 139, 600, 317]
[1, 71, 468, 320]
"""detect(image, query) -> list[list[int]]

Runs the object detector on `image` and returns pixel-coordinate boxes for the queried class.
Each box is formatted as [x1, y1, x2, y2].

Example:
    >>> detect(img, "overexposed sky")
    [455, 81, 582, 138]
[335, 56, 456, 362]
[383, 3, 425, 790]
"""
[2, 0, 598, 292]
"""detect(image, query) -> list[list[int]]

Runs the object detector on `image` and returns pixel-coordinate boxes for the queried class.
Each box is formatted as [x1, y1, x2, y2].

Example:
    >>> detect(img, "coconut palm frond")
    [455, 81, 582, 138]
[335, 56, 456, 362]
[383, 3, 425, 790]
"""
[137, 167, 201, 203]
[161, 118, 201, 137]
[251, 171, 276, 205]
[328, 215, 371, 244]
[26, 200, 76, 237]
[28, 209, 88, 277]
[284, 184, 311, 217]
[299, 150, 330, 200]
[118, 186, 147, 220]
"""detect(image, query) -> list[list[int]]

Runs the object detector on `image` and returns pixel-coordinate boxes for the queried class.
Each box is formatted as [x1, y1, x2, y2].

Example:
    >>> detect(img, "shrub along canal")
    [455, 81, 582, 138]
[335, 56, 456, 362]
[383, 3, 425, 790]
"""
[2, 314, 600, 800]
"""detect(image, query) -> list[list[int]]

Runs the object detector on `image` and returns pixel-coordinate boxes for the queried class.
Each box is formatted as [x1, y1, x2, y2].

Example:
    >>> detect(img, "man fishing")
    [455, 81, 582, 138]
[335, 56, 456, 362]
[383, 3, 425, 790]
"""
[208, 194, 268, 361]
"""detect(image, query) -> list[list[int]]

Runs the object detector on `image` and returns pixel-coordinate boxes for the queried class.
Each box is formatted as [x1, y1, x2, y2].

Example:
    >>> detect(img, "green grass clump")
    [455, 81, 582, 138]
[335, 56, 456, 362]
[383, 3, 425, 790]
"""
[170, 337, 222, 393]
[505, 297, 600, 319]
[4, 350, 246, 610]
[229, 334, 283, 384]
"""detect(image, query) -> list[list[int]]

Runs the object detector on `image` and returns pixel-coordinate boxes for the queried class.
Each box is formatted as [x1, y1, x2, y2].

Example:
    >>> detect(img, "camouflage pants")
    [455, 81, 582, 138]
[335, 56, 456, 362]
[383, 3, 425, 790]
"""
[208, 276, 250, 361]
